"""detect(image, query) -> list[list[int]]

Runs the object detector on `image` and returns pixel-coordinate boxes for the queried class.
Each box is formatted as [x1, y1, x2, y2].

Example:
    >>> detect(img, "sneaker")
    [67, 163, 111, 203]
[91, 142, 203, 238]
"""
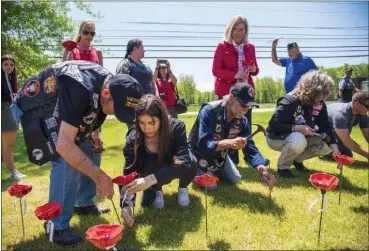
[277, 169, 295, 178]
[178, 187, 190, 207]
[74, 205, 110, 215]
[52, 228, 83, 247]
[293, 161, 309, 172]
[151, 191, 164, 209]
[10, 169, 27, 181]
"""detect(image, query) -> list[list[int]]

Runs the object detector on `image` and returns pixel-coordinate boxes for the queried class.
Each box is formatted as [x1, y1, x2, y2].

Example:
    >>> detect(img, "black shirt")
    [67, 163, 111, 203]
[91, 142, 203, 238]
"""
[57, 76, 105, 131]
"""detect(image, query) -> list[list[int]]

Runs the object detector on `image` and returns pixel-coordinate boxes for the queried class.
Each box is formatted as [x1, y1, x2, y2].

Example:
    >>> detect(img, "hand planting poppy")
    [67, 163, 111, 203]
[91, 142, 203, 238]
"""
[112, 172, 138, 185]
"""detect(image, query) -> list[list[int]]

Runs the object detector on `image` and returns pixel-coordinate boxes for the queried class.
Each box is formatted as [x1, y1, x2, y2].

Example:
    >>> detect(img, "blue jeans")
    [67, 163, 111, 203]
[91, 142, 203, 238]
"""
[49, 140, 101, 230]
[197, 155, 241, 191]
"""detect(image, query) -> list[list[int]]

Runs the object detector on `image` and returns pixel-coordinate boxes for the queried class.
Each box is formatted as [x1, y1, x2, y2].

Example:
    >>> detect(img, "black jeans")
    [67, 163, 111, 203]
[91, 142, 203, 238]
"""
[141, 152, 197, 207]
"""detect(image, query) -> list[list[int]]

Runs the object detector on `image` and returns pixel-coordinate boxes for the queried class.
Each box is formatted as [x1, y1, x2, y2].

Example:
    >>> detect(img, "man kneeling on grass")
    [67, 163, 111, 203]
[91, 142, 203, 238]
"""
[266, 70, 340, 178]
[188, 82, 276, 191]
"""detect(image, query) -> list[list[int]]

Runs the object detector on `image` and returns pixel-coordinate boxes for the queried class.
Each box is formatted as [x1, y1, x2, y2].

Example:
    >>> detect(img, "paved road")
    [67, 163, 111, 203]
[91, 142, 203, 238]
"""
[106, 108, 275, 120]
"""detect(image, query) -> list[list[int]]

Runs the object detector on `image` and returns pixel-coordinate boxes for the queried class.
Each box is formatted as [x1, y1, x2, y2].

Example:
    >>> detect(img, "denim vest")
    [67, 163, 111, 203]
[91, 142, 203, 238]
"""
[127, 57, 155, 95]
[15, 61, 110, 166]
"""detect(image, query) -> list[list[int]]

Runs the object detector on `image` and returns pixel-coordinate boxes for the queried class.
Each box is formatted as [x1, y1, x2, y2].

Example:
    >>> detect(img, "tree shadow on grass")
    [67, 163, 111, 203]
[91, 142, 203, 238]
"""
[207, 239, 232, 250]
[126, 194, 203, 249]
[191, 175, 285, 217]
[6, 214, 116, 251]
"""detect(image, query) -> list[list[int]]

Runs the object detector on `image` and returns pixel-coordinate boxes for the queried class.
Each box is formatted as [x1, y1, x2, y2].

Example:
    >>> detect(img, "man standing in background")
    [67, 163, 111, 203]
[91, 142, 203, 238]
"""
[271, 39, 317, 93]
[338, 66, 360, 103]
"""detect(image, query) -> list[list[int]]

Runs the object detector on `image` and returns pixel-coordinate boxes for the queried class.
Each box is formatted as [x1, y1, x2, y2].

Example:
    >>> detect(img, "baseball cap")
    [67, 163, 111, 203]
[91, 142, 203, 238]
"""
[287, 42, 299, 50]
[230, 82, 259, 108]
[109, 74, 143, 123]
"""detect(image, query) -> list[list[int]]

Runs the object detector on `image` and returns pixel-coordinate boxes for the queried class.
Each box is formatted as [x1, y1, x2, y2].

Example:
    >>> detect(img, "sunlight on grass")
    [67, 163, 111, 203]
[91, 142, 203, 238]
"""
[1, 112, 368, 250]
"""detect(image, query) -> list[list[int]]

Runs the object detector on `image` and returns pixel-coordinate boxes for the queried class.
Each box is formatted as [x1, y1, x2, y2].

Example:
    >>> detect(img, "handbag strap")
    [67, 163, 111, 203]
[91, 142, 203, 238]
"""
[5, 73, 14, 101]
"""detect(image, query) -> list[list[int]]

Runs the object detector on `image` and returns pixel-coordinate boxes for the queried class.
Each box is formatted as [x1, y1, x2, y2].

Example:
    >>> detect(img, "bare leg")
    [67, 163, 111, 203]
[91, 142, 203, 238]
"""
[1, 131, 17, 172]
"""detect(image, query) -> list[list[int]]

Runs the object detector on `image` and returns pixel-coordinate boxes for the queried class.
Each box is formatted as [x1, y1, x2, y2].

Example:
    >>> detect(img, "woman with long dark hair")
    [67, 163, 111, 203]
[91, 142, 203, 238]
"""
[119, 95, 196, 227]
[1, 55, 26, 181]
[116, 39, 158, 96]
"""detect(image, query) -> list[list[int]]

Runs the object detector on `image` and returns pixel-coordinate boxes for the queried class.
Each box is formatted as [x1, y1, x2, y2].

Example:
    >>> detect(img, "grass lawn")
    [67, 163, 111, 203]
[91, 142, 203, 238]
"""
[1, 112, 368, 250]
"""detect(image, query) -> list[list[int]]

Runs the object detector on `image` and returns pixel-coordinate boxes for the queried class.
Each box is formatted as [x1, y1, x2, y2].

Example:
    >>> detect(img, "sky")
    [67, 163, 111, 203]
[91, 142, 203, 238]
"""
[68, 1, 369, 92]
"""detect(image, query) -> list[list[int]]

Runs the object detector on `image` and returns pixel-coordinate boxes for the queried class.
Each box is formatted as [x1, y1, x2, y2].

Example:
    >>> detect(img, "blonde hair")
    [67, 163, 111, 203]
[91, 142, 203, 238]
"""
[73, 21, 95, 43]
[293, 70, 334, 105]
[223, 15, 249, 44]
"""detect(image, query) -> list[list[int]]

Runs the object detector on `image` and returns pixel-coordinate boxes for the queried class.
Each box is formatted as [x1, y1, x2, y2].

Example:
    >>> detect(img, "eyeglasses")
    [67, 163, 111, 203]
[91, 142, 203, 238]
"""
[82, 31, 96, 36]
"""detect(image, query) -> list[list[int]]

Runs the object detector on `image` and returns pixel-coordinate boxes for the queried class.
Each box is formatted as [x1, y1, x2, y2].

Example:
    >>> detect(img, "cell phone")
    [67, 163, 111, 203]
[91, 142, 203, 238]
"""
[158, 59, 168, 65]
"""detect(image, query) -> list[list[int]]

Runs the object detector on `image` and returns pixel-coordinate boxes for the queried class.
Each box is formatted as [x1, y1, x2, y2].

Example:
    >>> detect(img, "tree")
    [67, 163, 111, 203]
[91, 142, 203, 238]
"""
[1, 1, 99, 83]
[176, 74, 197, 105]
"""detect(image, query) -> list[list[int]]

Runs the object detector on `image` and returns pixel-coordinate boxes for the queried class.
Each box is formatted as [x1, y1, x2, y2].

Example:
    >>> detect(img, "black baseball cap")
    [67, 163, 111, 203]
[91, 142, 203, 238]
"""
[287, 42, 298, 50]
[109, 74, 143, 123]
[230, 82, 259, 108]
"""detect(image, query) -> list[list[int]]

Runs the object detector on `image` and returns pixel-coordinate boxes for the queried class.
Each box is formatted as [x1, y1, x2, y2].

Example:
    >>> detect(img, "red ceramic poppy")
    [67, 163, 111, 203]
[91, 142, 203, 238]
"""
[112, 172, 138, 185]
[194, 174, 219, 187]
[35, 203, 63, 221]
[8, 184, 32, 198]
[86, 224, 124, 249]
[62, 40, 77, 51]
[332, 153, 356, 165]
[309, 173, 339, 191]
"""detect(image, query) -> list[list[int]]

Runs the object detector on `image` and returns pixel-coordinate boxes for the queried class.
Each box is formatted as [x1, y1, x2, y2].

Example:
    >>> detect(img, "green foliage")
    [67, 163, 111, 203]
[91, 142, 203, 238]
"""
[254, 77, 285, 104]
[1, 1, 99, 84]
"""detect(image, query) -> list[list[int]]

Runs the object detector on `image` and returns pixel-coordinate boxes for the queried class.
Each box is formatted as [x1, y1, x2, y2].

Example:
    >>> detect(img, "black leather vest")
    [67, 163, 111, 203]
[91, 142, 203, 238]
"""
[15, 61, 111, 166]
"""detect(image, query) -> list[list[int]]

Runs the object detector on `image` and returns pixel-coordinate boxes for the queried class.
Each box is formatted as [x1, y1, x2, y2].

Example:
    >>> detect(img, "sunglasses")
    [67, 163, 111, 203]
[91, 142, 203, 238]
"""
[359, 101, 369, 110]
[236, 98, 253, 109]
[82, 31, 96, 36]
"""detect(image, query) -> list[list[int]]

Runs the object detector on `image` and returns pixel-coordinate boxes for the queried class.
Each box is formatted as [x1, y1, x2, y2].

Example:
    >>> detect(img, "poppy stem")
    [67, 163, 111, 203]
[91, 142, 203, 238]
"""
[269, 189, 272, 209]
[19, 198, 25, 239]
[318, 192, 325, 245]
[205, 186, 208, 239]
[338, 168, 343, 205]
[110, 199, 122, 225]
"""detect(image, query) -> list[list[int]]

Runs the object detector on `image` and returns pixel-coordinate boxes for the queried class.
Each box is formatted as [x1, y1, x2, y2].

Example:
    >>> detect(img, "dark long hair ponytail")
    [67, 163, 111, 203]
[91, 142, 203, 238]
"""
[125, 39, 142, 59]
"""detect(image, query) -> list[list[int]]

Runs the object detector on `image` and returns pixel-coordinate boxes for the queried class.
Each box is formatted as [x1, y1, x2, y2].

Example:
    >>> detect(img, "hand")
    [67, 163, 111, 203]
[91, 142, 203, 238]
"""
[272, 39, 279, 49]
[234, 71, 249, 81]
[330, 144, 340, 155]
[166, 61, 171, 70]
[294, 125, 314, 136]
[121, 206, 135, 227]
[94, 169, 114, 199]
[91, 130, 103, 153]
[229, 137, 247, 150]
[247, 65, 257, 73]
[156, 59, 160, 68]
[258, 166, 277, 190]
[125, 174, 157, 195]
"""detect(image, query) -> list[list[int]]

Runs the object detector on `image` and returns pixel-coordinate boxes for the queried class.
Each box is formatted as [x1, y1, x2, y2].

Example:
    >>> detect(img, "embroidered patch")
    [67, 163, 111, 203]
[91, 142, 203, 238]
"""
[45, 117, 58, 130]
[83, 112, 97, 125]
[46, 141, 55, 154]
[32, 149, 43, 161]
[215, 124, 222, 133]
[43, 75, 56, 94]
[248, 87, 255, 97]
[93, 94, 99, 109]
[24, 80, 40, 97]
[199, 159, 208, 168]
[295, 115, 306, 125]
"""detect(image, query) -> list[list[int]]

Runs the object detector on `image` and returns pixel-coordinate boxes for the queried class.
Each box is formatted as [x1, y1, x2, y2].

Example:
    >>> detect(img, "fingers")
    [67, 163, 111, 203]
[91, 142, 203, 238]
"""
[122, 208, 134, 227]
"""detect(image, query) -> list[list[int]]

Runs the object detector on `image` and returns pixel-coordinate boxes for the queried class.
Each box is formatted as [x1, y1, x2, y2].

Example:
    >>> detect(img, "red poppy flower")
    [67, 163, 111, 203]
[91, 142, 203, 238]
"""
[242, 59, 255, 66]
[62, 40, 77, 51]
[8, 184, 32, 198]
[332, 153, 356, 165]
[194, 174, 219, 187]
[35, 203, 63, 221]
[86, 224, 124, 249]
[112, 172, 138, 185]
[309, 173, 339, 191]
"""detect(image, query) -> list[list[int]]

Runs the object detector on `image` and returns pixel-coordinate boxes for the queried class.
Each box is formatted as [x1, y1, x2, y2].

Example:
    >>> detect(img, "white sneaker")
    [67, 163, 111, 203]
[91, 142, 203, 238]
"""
[151, 191, 164, 209]
[11, 169, 27, 181]
[178, 187, 190, 207]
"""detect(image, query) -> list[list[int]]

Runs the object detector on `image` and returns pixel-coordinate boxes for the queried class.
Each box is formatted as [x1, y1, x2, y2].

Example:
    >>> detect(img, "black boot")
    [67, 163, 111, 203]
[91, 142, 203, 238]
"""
[74, 205, 110, 215]
[293, 161, 309, 172]
[277, 169, 295, 178]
